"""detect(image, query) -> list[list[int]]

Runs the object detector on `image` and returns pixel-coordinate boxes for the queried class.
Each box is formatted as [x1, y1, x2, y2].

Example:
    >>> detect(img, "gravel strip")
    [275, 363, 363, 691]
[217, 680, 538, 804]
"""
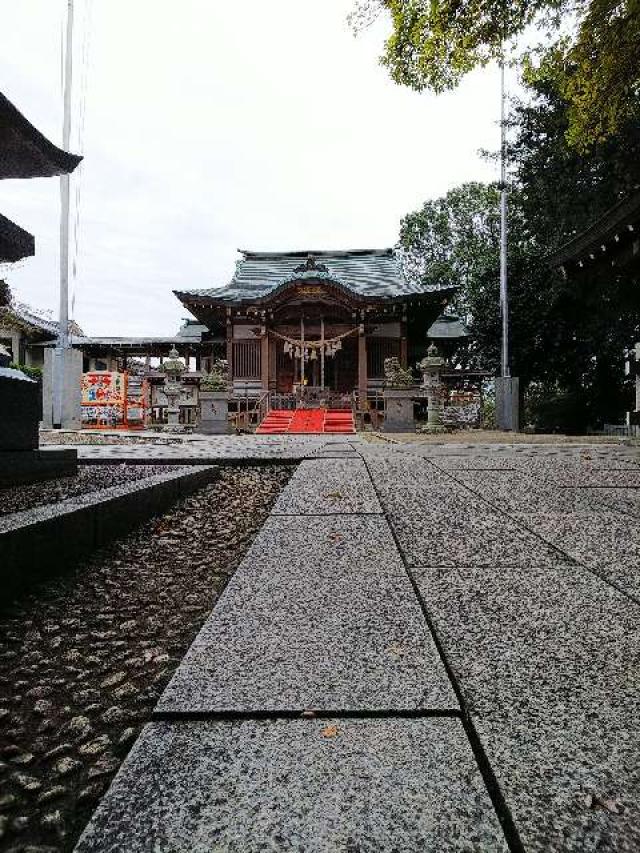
[0, 465, 179, 517]
[0, 465, 293, 852]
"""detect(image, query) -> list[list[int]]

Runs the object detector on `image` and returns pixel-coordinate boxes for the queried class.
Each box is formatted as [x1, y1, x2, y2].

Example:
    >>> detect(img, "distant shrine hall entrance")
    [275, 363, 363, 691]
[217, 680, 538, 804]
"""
[175, 249, 455, 405]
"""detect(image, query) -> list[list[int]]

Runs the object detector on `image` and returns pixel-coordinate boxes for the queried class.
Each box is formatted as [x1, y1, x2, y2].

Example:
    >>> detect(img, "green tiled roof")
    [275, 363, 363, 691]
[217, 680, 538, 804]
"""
[427, 313, 471, 340]
[176, 249, 450, 304]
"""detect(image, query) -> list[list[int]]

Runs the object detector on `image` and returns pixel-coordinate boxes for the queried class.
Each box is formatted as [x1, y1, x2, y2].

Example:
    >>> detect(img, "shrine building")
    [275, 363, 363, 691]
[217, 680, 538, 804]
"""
[174, 249, 455, 400]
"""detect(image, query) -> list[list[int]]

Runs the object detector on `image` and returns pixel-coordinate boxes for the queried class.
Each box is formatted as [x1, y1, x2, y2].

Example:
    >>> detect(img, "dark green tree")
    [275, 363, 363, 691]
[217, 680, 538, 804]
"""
[399, 181, 554, 388]
[398, 78, 640, 430]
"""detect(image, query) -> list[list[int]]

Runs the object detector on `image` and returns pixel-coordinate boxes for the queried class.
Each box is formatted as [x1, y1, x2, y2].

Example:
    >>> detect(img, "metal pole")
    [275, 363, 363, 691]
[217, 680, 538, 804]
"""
[54, 0, 74, 427]
[499, 58, 510, 379]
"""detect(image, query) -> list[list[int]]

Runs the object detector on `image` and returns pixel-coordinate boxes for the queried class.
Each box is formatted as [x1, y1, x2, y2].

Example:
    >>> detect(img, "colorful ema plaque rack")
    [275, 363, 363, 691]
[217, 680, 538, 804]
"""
[80, 371, 147, 429]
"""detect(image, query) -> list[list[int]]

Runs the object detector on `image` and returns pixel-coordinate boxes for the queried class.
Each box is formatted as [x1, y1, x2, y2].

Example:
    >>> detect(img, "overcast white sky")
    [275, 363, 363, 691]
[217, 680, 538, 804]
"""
[1, 0, 502, 336]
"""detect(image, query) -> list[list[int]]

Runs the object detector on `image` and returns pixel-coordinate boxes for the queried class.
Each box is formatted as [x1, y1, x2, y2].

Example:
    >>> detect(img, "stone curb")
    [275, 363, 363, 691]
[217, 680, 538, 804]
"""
[75, 455, 305, 467]
[0, 465, 220, 599]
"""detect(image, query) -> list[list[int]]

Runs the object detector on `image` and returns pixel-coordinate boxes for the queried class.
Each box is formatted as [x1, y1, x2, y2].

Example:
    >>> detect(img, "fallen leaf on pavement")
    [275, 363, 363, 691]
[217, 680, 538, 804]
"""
[321, 724, 339, 738]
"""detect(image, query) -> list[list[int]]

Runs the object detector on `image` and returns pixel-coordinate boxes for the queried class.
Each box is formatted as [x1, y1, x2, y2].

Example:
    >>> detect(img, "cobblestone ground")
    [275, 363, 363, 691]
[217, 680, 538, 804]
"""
[0, 465, 176, 517]
[0, 465, 293, 853]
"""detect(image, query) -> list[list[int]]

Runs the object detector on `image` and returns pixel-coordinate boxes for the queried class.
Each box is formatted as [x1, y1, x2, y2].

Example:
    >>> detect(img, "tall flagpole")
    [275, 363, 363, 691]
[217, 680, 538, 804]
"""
[54, 0, 74, 428]
[499, 58, 509, 379]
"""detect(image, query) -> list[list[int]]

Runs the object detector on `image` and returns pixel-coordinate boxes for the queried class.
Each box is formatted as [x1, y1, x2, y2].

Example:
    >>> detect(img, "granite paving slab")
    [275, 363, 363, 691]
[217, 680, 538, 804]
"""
[539, 470, 640, 488]
[414, 563, 640, 852]
[413, 446, 639, 469]
[388, 510, 569, 567]
[272, 458, 382, 515]
[512, 512, 640, 600]
[451, 470, 606, 514]
[158, 515, 455, 713]
[361, 451, 453, 487]
[587, 487, 640, 518]
[370, 483, 495, 519]
[74, 717, 507, 853]
[397, 449, 525, 470]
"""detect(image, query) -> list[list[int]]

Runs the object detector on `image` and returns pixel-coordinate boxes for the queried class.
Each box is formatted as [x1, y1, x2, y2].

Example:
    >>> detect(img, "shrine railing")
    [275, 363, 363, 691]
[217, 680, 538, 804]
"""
[229, 391, 270, 432]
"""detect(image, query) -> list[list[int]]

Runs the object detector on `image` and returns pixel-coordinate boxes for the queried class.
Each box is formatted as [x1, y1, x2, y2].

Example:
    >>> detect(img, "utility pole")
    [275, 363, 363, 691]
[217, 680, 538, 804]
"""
[495, 54, 520, 430]
[53, 0, 74, 428]
[499, 59, 509, 380]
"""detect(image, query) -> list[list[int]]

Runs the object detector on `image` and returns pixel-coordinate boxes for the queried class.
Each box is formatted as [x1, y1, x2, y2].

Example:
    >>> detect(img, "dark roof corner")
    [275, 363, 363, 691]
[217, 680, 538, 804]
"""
[0, 91, 82, 179]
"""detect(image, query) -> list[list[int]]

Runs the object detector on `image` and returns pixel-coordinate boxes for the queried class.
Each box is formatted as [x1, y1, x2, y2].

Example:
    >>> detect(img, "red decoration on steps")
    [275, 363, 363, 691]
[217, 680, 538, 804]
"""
[256, 408, 355, 435]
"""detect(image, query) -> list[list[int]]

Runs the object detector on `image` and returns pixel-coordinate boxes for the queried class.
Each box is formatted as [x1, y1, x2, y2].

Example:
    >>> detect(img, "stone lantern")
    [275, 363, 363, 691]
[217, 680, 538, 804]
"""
[418, 343, 447, 433]
[162, 346, 186, 427]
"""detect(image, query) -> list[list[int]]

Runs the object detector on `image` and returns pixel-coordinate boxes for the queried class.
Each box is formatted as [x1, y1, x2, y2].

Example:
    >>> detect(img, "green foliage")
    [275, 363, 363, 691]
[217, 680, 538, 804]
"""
[547, 0, 640, 150]
[9, 362, 42, 381]
[357, 0, 640, 149]
[399, 181, 555, 386]
[200, 358, 229, 391]
[398, 74, 640, 432]
[379, 0, 549, 91]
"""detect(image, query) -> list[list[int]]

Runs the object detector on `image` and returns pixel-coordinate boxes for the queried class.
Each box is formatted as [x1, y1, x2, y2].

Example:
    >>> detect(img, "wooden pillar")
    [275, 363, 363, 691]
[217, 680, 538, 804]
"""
[300, 316, 305, 386]
[400, 307, 408, 367]
[358, 323, 367, 403]
[226, 308, 233, 386]
[260, 326, 269, 391]
[320, 316, 325, 390]
[269, 338, 277, 391]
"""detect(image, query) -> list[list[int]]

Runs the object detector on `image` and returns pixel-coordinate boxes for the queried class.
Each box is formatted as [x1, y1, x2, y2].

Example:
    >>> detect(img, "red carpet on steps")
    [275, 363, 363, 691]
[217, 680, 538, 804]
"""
[256, 408, 355, 435]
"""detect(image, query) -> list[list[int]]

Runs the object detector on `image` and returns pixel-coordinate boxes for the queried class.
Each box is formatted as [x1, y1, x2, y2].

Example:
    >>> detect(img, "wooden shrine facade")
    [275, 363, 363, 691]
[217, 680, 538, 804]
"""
[175, 249, 455, 398]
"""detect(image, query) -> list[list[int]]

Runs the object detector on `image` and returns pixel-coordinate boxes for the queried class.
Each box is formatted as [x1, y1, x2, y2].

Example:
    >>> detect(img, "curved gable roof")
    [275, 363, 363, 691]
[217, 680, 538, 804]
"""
[176, 248, 451, 305]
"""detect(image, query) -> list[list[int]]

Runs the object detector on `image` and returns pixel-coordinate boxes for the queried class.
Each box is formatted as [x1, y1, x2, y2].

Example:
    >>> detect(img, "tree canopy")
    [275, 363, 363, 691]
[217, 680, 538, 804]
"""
[351, 0, 640, 149]
[398, 77, 640, 430]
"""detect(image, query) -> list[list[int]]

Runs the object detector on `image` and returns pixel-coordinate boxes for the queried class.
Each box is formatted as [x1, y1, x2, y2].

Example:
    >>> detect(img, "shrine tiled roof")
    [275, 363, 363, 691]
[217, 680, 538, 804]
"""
[0, 212, 35, 262]
[0, 302, 84, 339]
[176, 249, 452, 304]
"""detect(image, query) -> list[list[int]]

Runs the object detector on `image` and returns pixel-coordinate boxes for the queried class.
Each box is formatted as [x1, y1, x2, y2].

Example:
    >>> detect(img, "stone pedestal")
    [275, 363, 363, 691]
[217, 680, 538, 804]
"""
[42, 347, 83, 429]
[495, 376, 520, 432]
[165, 397, 181, 427]
[382, 390, 415, 433]
[198, 391, 230, 434]
[0, 367, 77, 485]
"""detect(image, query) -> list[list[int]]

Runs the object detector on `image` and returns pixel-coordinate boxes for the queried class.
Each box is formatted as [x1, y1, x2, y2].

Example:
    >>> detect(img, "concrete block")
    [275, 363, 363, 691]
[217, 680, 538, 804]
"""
[495, 376, 520, 432]
[42, 346, 83, 429]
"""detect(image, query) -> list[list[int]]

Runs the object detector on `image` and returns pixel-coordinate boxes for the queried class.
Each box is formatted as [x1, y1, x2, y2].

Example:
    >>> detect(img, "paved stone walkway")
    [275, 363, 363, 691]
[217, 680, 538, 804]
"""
[73, 438, 640, 852]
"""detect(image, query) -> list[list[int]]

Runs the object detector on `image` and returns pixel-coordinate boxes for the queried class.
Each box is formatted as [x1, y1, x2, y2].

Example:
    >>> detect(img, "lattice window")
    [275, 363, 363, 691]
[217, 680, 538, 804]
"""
[367, 337, 400, 378]
[232, 340, 261, 379]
